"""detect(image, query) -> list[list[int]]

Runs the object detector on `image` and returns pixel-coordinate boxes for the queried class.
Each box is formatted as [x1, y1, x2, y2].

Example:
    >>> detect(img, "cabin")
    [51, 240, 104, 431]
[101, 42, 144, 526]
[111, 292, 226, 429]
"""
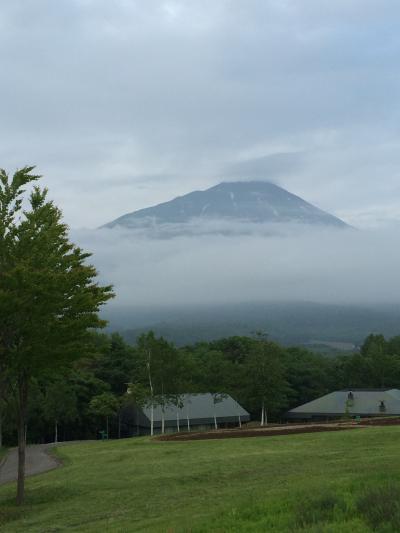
[287, 388, 400, 420]
[123, 393, 250, 436]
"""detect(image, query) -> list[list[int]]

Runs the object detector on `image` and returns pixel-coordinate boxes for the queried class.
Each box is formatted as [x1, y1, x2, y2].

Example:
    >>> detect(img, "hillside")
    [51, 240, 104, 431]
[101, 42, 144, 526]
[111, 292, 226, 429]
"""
[102, 302, 400, 348]
[2, 428, 400, 531]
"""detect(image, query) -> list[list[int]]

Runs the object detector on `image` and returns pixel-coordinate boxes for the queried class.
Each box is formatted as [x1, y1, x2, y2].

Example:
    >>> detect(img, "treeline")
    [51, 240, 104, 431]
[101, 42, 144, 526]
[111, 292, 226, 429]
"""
[1, 331, 400, 445]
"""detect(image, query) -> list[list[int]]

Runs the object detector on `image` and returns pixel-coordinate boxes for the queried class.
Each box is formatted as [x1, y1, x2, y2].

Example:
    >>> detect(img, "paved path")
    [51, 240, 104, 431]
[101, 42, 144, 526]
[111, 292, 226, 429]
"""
[0, 444, 60, 485]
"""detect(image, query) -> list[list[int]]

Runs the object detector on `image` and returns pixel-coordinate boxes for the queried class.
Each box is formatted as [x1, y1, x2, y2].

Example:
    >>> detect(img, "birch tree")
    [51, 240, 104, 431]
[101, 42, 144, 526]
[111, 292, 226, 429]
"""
[244, 340, 290, 426]
[0, 167, 113, 504]
[136, 332, 186, 435]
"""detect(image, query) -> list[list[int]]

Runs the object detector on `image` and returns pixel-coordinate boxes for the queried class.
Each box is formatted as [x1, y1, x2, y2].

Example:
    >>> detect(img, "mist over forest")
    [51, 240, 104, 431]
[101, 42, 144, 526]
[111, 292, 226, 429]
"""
[73, 223, 400, 306]
[71, 221, 400, 346]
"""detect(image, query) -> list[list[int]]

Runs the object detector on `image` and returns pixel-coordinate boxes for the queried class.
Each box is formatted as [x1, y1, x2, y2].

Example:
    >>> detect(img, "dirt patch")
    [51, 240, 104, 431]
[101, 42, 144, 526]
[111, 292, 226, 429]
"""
[359, 417, 400, 426]
[156, 425, 359, 441]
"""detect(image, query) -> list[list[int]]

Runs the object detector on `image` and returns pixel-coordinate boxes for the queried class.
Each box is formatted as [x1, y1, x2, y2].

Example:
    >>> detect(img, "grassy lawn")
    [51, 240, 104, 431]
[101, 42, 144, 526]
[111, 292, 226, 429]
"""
[1, 427, 400, 531]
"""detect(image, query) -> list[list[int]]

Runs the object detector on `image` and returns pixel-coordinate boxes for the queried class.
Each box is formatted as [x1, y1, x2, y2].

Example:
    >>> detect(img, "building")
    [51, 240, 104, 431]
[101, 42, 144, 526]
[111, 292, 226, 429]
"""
[124, 393, 250, 436]
[287, 389, 400, 420]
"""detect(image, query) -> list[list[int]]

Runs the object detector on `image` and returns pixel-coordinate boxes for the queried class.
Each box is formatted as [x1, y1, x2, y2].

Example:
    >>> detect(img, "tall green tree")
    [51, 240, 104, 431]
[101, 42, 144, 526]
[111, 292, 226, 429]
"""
[243, 340, 290, 425]
[136, 332, 187, 434]
[92, 332, 139, 396]
[89, 392, 119, 437]
[42, 378, 78, 443]
[0, 167, 113, 504]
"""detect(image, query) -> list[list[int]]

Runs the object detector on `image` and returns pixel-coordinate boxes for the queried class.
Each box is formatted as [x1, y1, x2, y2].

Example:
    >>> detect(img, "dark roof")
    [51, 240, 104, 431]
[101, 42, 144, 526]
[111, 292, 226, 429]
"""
[288, 389, 400, 416]
[141, 393, 250, 425]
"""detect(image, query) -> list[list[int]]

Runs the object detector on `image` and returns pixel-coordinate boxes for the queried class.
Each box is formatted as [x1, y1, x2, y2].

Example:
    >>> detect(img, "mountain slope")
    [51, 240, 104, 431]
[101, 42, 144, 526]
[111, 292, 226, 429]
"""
[104, 181, 348, 230]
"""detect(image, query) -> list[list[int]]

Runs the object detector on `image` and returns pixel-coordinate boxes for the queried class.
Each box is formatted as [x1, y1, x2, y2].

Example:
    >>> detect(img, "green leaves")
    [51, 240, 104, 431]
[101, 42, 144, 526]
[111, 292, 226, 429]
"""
[0, 167, 114, 502]
[89, 392, 119, 418]
[0, 167, 114, 379]
[0, 166, 41, 242]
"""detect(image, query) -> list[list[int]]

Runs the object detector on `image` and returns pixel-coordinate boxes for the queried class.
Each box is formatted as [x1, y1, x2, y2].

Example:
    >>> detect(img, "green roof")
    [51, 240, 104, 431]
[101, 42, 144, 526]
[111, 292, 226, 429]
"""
[142, 393, 249, 425]
[288, 389, 400, 416]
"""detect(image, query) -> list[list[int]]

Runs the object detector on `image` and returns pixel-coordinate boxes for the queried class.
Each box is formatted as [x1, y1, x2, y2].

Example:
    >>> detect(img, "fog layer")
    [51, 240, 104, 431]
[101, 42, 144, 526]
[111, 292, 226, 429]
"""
[72, 224, 400, 307]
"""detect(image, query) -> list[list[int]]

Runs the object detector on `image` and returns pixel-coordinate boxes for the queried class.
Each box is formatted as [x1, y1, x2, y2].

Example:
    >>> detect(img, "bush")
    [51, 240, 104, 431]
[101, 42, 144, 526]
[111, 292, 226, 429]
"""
[356, 484, 400, 530]
[294, 491, 348, 528]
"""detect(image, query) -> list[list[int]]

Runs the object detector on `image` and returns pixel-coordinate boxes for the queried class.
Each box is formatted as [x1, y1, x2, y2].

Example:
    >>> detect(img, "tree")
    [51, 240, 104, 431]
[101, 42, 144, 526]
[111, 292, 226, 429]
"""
[284, 347, 333, 409]
[43, 379, 78, 443]
[243, 340, 290, 426]
[0, 167, 113, 504]
[89, 392, 119, 437]
[92, 332, 139, 396]
[0, 375, 11, 449]
[126, 381, 150, 435]
[136, 332, 186, 435]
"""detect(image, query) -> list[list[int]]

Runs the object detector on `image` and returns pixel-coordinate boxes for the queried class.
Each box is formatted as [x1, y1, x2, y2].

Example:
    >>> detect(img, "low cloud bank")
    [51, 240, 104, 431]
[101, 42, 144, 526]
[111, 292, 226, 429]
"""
[71, 223, 400, 307]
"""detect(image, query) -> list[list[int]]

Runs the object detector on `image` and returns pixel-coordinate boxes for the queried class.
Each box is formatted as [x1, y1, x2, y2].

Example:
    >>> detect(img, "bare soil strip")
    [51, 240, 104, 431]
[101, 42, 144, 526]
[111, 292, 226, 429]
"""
[156, 424, 360, 441]
[157, 416, 400, 441]
[359, 417, 400, 426]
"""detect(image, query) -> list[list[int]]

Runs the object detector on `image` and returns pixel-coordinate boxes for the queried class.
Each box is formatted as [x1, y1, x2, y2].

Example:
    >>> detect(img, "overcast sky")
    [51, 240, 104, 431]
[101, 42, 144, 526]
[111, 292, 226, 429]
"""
[1, 1, 400, 229]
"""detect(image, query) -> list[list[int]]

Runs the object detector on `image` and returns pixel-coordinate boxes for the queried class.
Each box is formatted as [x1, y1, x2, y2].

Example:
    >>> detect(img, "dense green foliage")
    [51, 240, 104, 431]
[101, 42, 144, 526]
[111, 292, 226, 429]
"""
[2, 427, 400, 531]
[0, 167, 113, 502]
[2, 330, 400, 446]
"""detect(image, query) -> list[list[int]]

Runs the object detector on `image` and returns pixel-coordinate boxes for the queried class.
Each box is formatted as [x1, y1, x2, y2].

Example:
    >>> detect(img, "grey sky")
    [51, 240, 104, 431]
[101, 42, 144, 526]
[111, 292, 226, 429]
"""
[1, 1, 400, 228]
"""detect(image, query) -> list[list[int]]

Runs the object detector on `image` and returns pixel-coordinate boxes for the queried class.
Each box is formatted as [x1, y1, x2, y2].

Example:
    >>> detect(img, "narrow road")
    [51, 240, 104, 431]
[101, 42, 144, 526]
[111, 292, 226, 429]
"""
[0, 444, 60, 485]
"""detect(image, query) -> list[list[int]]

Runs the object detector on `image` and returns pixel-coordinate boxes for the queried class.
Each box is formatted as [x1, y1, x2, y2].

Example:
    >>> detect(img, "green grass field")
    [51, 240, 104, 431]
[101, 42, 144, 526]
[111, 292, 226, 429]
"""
[1, 427, 400, 532]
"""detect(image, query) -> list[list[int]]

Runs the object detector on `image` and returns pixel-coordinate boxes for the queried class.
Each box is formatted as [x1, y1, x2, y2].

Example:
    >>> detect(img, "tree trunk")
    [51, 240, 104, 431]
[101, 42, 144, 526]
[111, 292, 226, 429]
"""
[238, 414, 242, 428]
[260, 401, 265, 426]
[187, 414, 190, 432]
[161, 408, 165, 434]
[16, 376, 28, 505]
[214, 413, 218, 430]
[54, 420, 58, 444]
[176, 411, 180, 432]
[147, 350, 154, 437]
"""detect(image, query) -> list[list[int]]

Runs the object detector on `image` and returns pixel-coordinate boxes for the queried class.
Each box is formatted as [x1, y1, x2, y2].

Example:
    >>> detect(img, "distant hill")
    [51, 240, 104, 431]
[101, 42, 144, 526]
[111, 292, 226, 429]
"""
[102, 302, 400, 348]
[103, 181, 349, 232]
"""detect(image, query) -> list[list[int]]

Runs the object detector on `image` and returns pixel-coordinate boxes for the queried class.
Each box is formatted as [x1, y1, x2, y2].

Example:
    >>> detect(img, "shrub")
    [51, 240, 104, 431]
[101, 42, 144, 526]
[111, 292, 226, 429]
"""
[356, 484, 400, 530]
[294, 491, 348, 528]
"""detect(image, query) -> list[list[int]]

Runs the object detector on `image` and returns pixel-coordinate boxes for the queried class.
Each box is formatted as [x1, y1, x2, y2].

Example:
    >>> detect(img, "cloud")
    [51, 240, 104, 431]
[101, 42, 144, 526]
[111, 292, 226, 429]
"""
[224, 152, 306, 182]
[1, 1, 400, 227]
[72, 223, 400, 308]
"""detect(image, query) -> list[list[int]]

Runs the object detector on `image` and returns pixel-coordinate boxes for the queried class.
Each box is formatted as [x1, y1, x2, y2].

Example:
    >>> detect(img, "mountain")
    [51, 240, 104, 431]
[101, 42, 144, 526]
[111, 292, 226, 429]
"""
[103, 181, 348, 231]
[102, 301, 400, 349]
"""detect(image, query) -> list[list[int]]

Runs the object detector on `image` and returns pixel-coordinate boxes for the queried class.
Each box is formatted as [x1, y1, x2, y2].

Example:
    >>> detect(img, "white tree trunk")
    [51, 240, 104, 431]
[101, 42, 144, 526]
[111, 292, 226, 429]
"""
[54, 420, 58, 444]
[260, 402, 265, 426]
[238, 414, 242, 428]
[161, 408, 165, 434]
[187, 414, 190, 432]
[177, 411, 180, 432]
[214, 413, 218, 430]
[147, 349, 154, 437]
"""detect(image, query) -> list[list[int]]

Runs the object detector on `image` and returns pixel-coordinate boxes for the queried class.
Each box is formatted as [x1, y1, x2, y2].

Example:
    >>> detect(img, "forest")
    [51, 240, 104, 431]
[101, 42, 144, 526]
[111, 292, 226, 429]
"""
[1, 330, 399, 446]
